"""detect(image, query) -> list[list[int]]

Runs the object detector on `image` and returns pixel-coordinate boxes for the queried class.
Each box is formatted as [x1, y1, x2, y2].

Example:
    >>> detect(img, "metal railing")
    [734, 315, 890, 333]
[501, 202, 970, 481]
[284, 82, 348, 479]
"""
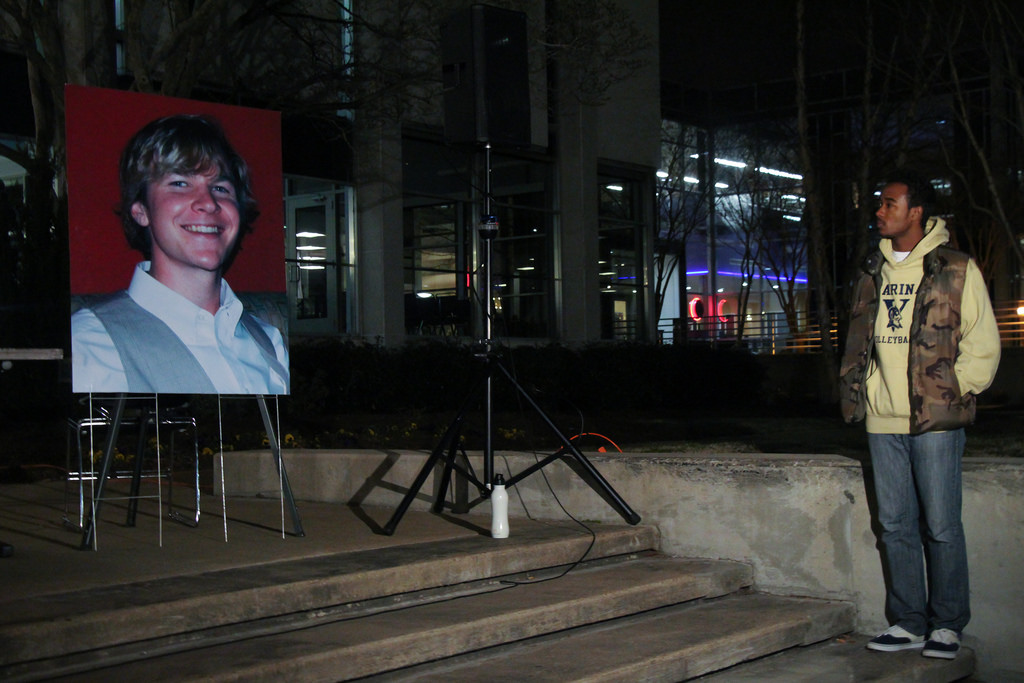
[994, 304, 1024, 347]
[658, 312, 835, 354]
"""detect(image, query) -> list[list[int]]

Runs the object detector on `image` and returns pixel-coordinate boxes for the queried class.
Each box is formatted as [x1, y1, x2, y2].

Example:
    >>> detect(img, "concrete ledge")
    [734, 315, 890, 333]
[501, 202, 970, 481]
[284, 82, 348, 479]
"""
[0, 347, 63, 360]
[219, 449, 1024, 677]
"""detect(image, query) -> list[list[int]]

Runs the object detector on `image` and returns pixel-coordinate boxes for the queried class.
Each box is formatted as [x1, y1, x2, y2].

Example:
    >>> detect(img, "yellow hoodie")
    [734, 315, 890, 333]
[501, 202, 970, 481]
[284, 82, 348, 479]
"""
[864, 217, 1001, 433]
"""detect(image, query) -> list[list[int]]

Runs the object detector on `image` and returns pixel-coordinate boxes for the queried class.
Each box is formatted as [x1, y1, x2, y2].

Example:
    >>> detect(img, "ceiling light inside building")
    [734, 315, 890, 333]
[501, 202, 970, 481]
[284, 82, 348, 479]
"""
[758, 166, 803, 180]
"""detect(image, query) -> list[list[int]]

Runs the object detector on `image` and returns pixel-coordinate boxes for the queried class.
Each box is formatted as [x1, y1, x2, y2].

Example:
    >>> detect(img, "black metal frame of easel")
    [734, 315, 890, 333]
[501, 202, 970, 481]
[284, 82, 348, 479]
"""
[79, 393, 304, 550]
[382, 144, 640, 536]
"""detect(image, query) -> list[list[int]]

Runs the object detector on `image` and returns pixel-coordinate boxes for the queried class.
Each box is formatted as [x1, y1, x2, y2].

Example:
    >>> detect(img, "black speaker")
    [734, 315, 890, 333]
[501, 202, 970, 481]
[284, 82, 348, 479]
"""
[441, 4, 531, 147]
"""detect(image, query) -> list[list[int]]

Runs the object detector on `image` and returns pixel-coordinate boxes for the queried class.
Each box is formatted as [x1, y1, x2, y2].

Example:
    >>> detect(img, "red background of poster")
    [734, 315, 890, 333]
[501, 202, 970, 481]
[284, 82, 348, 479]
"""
[65, 85, 285, 294]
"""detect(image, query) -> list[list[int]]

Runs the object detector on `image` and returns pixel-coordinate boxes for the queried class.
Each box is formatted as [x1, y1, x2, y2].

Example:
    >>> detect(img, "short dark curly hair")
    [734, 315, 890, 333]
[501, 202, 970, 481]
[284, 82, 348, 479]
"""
[118, 114, 260, 258]
[881, 171, 936, 227]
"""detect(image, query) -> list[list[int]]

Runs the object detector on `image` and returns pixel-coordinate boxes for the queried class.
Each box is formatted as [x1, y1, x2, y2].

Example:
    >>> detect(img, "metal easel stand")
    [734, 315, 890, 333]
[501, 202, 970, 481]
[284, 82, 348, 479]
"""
[79, 394, 304, 550]
[255, 395, 305, 538]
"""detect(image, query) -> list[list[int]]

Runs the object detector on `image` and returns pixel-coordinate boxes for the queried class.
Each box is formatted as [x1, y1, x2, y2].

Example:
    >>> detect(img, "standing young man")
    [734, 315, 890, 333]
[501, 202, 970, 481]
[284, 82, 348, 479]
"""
[839, 173, 1001, 659]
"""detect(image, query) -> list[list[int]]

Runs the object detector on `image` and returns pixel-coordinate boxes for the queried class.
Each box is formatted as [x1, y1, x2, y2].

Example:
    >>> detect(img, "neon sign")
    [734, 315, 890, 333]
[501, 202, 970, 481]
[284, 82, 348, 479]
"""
[688, 296, 729, 322]
[688, 296, 705, 322]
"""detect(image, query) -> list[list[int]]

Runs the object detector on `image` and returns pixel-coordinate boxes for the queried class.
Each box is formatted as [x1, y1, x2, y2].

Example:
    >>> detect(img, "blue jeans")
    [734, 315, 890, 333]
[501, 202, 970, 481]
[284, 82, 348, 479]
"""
[868, 430, 969, 635]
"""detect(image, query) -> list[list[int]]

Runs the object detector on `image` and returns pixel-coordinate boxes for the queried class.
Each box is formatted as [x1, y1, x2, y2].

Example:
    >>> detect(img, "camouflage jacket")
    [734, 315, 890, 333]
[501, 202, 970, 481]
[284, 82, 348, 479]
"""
[839, 245, 974, 433]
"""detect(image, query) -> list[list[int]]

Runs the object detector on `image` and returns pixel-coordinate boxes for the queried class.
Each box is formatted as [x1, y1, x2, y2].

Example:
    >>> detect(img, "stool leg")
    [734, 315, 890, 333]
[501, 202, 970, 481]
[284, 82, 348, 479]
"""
[63, 419, 87, 530]
[76, 424, 91, 529]
[63, 420, 74, 528]
[167, 418, 201, 527]
[126, 412, 150, 527]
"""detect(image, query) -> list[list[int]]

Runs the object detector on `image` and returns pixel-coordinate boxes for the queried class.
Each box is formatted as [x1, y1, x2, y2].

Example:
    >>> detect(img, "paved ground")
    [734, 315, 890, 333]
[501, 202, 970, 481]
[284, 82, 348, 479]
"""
[0, 479, 503, 599]
[2, 467, 1019, 681]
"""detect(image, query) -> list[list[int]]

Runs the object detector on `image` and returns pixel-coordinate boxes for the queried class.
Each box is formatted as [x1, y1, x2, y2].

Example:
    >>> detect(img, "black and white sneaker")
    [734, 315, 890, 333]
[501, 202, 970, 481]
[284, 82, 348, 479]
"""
[922, 628, 961, 659]
[866, 625, 925, 651]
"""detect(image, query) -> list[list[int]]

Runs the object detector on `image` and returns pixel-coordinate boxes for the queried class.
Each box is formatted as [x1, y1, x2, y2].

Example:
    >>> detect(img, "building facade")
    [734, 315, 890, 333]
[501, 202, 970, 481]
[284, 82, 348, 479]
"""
[0, 0, 661, 349]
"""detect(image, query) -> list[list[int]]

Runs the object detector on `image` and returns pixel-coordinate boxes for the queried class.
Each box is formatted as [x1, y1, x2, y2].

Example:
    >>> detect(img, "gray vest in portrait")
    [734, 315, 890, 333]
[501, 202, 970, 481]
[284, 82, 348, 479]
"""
[90, 291, 280, 394]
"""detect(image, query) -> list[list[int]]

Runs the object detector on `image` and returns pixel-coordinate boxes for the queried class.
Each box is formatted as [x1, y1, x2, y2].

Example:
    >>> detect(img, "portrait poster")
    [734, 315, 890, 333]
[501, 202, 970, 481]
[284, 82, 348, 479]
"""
[66, 85, 289, 395]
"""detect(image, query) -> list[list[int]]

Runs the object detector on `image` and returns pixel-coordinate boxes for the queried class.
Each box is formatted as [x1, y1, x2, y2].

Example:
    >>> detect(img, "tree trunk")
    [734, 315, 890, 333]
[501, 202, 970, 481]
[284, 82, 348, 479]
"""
[796, 0, 838, 403]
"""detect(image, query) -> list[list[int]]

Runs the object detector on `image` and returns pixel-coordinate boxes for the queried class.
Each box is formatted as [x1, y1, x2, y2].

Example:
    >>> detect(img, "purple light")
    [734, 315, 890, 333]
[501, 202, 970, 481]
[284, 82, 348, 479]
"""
[685, 269, 808, 284]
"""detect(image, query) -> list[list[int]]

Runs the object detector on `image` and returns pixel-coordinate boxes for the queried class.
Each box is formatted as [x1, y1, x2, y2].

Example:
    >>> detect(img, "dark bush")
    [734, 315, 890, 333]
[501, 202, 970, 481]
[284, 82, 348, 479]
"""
[284, 338, 765, 417]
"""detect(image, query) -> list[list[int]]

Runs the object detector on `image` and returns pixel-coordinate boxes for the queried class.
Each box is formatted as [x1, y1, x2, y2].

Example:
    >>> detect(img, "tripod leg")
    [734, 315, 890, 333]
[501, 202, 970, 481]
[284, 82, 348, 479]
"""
[433, 441, 458, 514]
[495, 362, 641, 525]
[430, 440, 480, 514]
[381, 406, 472, 535]
[383, 365, 493, 535]
[383, 451, 441, 535]
[451, 447, 476, 513]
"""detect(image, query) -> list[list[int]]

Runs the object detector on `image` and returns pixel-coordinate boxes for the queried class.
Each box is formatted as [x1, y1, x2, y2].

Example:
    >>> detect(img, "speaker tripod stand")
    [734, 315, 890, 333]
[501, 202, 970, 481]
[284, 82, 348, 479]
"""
[380, 342, 641, 535]
[382, 165, 640, 535]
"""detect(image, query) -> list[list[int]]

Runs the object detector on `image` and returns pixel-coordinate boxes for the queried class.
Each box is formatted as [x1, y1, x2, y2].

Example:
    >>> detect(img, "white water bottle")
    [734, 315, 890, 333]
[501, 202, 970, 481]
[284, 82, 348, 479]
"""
[491, 474, 509, 538]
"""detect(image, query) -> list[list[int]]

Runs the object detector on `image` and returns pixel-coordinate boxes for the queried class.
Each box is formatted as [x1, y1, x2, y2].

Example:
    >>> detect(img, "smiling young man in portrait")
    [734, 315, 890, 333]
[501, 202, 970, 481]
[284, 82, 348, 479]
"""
[71, 114, 289, 394]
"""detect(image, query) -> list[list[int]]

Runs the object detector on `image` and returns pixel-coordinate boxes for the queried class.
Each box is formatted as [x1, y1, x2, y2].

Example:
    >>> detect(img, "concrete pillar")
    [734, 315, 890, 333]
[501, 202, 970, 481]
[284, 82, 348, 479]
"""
[555, 94, 602, 343]
[353, 121, 406, 345]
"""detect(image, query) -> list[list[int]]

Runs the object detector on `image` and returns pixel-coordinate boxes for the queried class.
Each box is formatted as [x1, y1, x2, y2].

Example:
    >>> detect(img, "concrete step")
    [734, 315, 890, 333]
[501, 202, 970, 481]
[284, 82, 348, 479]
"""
[362, 591, 855, 682]
[0, 521, 658, 672]
[695, 633, 976, 682]
[22, 555, 754, 682]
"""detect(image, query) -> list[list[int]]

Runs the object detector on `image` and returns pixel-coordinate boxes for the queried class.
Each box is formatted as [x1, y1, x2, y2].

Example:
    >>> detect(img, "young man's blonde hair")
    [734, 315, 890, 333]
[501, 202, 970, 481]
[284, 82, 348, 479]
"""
[118, 114, 259, 259]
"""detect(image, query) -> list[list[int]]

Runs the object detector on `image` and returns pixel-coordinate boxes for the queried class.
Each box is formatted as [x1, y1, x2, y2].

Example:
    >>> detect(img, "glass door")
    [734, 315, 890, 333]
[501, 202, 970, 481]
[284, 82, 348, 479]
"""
[286, 193, 340, 334]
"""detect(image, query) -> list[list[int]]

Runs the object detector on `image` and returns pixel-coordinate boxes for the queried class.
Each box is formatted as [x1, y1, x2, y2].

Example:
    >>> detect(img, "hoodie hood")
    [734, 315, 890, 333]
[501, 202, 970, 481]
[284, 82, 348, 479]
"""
[879, 216, 949, 267]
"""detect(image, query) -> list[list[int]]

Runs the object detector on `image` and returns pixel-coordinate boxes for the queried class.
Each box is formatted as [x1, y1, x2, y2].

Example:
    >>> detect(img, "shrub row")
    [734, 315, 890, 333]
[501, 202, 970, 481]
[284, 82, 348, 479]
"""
[284, 338, 765, 418]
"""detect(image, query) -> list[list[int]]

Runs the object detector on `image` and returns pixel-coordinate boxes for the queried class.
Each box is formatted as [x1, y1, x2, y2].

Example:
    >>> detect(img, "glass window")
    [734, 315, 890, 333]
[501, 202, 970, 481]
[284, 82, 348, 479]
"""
[599, 174, 646, 340]
[490, 200, 551, 338]
[402, 137, 554, 339]
[404, 202, 470, 336]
